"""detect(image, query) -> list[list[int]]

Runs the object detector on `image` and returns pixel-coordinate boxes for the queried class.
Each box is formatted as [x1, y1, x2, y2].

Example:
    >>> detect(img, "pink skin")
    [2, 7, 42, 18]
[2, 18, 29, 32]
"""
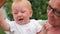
[46, 0, 60, 34]
[12, 2, 32, 25]
[47, 0, 60, 27]
[37, 0, 60, 34]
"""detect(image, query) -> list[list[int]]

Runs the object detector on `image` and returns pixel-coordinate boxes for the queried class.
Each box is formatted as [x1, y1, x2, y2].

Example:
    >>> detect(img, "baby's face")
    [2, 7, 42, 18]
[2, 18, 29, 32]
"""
[12, 2, 32, 25]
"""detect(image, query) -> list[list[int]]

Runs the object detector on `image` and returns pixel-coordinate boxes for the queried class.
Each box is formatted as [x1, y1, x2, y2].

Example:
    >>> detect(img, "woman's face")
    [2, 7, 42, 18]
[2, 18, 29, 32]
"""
[47, 0, 60, 26]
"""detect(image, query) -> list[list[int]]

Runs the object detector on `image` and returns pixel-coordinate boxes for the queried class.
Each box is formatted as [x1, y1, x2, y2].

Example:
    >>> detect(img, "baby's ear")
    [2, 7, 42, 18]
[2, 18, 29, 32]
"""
[29, 10, 33, 17]
[0, 0, 8, 8]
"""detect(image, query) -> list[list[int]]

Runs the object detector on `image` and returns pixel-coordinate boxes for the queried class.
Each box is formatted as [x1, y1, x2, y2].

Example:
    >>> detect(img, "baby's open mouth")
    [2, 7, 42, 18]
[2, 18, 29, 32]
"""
[18, 18, 24, 21]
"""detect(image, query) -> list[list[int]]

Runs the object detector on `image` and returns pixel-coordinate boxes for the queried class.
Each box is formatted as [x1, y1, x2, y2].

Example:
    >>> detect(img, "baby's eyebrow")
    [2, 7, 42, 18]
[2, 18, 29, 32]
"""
[13, 8, 19, 11]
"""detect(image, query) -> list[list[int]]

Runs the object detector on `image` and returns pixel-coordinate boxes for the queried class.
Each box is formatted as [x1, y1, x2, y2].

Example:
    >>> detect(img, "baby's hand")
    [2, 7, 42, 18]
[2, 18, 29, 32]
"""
[0, 0, 8, 8]
[39, 25, 47, 34]
[0, 8, 4, 23]
[0, 8, 10, 31]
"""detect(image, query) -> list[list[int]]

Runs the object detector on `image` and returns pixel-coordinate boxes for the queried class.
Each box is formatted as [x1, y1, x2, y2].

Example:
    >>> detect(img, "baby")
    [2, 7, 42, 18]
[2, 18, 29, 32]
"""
[0, 0, 42, 34]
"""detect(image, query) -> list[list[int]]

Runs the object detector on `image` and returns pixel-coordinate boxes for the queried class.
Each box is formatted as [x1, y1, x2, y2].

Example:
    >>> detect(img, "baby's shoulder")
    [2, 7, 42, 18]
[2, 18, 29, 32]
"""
[30, 19, 41, 25]
[30, 19, 39, 23]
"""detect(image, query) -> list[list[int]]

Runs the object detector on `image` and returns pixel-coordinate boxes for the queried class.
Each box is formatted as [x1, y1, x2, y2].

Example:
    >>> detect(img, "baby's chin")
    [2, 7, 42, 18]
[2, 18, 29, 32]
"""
[16, 21, 27, 25]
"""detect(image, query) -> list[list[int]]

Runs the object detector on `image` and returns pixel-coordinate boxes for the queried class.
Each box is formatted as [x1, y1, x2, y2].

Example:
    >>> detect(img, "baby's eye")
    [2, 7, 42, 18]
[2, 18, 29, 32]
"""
[13, 10, 18, 14]
[21, 11, 25, 13]
[14, 12, 18, 14]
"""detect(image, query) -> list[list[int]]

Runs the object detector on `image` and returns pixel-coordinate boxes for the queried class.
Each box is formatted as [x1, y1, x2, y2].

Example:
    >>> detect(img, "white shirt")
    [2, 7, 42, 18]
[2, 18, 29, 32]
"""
[5, 19, 42, 34]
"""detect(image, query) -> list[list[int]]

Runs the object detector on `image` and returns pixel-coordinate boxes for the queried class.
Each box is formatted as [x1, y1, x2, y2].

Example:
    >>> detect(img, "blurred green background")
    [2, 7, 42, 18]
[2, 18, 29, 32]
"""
[0, 0, 49, 34]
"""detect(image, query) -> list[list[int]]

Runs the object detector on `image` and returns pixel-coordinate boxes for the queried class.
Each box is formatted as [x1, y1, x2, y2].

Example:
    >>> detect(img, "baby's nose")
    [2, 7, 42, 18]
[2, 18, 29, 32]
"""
[18, 12, 22, 16]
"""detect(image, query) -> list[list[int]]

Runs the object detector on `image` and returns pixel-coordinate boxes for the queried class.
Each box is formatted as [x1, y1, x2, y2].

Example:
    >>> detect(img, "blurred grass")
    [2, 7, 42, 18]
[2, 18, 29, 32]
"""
[0, 28, 6, 34]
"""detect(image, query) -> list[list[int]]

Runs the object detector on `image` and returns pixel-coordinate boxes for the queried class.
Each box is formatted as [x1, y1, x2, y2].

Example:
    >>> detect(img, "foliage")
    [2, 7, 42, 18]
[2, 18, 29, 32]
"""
[30, 0, 49, 20]
[4, 0, 13, 21]
[0, 28, 6, 34]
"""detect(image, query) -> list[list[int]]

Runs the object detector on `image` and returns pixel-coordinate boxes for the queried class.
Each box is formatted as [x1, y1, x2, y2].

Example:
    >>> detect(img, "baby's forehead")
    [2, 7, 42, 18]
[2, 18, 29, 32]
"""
[12, 1, 31, 10]
[12, 4, 30, 12]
